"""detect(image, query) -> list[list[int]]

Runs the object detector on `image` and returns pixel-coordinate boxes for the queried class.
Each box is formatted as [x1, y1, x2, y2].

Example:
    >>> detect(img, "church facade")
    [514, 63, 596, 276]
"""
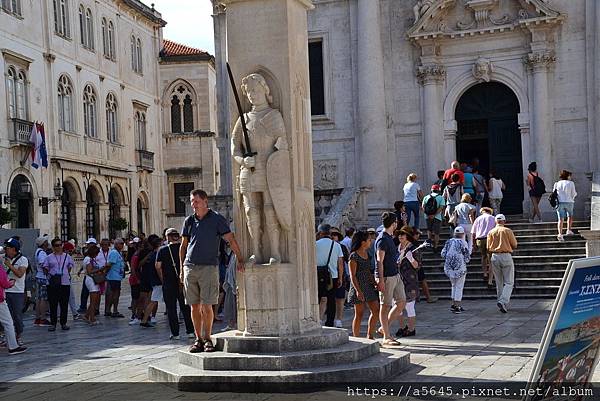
[303, 0, 599, 221]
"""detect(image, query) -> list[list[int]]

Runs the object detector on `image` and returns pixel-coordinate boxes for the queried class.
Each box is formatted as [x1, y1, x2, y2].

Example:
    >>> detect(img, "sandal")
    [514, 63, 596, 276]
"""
[203, 339, 216, 353]
[381, 338, 401, 347]
[189, 340, 203, 353]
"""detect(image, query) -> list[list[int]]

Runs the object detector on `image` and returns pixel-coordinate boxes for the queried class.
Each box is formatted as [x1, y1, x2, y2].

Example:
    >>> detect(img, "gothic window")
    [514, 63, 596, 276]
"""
[57, 75, 74, 131]
[308, 39, 325, 116]
[106, 92, 118, 143]
[83, 84, 97, 138]
[170, 96, 181, 133]
[131, 35, 143, 73]
[101, 18, 108, 56]
[136, 38, 143, 73]
[6, 66, 28, 120]
[174, 182, 194, 215]
[107, 21, 115, 60]
[134, 110, 146, 150]
[53, 0, 70, 38]
[79, 5, 94, 50]
[1, 0, 22, 16]
[169, 83, 195, 133]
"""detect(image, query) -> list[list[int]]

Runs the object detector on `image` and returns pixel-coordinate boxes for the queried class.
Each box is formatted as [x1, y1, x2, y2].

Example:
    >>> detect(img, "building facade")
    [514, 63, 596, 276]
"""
[0, 0, 167, 241]
[159, 39, 220, 231]
[304, 0, 599, 221]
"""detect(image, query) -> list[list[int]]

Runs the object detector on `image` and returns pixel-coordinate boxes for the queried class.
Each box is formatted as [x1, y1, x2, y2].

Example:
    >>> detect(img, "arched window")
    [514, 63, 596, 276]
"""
[53, 0, 70, 38]
[134, 111, 146, 150]
[6, 67, 16, 118]
[78, 5, 86, 46]
[86, 186, 99, 239]
[168, 83, 195, 133]
[130, 35, 136, 70]
[101, 18, 108, 56]
[85, 8, 94, 50]
[83, 85, 97, 138]
[170, 96, 181, 133]
[136, 38, 142, 73]
[6, 66, 28, 120]
[106, 92, 118, 143]
[57, 75, 74, 131]
[108, 21, 115, 59]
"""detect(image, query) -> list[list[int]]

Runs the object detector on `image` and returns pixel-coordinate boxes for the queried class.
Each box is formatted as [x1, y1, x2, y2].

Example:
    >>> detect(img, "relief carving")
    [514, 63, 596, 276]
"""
[313, 160, 338, 190]
[472, 57, 493, 82]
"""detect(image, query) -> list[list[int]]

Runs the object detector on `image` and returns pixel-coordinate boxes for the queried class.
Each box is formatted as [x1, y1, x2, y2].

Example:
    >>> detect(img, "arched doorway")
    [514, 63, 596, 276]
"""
[456, 82, 523, 214]
[136, 193, 149, 236]
[108, 186, 124, 240]
[86, 185, 100, 239]
[9, 174, 33, 228]
[60, 181, 78, 241]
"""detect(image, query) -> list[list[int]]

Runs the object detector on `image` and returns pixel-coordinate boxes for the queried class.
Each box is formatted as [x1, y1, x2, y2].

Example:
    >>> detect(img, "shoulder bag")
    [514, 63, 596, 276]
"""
[317, 240, 335, 292]
[49, 254, 67, 287]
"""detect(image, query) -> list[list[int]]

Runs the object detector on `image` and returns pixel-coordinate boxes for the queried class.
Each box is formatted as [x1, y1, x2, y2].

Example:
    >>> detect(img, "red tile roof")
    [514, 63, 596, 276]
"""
[162, 39, 210, 57]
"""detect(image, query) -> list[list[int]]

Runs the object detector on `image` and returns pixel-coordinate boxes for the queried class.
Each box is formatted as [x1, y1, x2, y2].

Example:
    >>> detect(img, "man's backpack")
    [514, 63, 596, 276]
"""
[532, 174, 546, 197]
[548, 189, 559, 209]
[424, 195, 439, 216]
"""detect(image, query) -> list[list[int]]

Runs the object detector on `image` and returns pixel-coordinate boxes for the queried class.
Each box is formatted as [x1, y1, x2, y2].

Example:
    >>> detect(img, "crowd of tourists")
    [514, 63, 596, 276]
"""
[0, 161, 579, 354]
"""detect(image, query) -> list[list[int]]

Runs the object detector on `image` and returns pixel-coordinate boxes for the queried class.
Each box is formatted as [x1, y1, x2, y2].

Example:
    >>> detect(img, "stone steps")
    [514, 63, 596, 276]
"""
[423, 221, 590, 299]
[148, 347, 410, 392]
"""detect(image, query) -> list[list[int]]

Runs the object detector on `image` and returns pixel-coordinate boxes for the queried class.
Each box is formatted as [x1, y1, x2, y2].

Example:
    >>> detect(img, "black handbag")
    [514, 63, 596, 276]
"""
[49, 254, 67, 287]
[317, 240, 335, 291]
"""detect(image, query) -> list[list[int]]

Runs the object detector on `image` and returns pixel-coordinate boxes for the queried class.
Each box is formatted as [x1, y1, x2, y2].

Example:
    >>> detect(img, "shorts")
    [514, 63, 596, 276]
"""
[426, 218, 442, 234]
[476, 238, 489, 261]
[36, 278, 48, 301]
[183, 264, 219, 305]
[334, 279, 346, 299]
[379, 274, 406, 306]
[108, 280, 121, 291]
[417, 265, 425, 282]
[557, 202, 574, 219]
[130, 284, 141, 300]
[150, 285, 163, 302]
[84, 275, 100, 293]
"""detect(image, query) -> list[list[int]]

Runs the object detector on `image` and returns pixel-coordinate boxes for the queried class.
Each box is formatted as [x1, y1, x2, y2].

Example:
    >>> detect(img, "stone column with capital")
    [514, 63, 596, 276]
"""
[357, 0, 388, 211]
[418, 63, 446, 184]
[525, 50, 556, 185]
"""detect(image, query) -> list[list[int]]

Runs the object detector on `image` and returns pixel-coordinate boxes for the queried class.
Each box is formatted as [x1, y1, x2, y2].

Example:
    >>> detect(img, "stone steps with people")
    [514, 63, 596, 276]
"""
[421, 219, 589, 299]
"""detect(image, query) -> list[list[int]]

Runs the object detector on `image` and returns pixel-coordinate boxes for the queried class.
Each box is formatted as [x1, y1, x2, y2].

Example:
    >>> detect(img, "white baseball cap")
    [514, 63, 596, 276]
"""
[132, 237, 141, 243]
[454, 226, 465, 235]
[85, 238, 98, 245]
[495, 214, 506, 221]
[36, 235, 49, 246]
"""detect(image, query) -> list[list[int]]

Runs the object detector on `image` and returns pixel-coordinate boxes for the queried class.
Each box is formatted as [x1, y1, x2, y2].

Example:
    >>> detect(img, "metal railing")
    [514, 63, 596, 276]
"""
[135, 149, 154, 171]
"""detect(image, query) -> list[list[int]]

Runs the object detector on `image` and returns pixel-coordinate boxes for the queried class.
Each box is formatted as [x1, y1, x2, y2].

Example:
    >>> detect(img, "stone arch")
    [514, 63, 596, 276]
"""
[136, 190, 150, 236]
[62, 176, 82, 202]
[443, 65, 529, 123]
[7, 167, 39, 198]
[8, 172, 35, 228]
[86, 179, 106, 203]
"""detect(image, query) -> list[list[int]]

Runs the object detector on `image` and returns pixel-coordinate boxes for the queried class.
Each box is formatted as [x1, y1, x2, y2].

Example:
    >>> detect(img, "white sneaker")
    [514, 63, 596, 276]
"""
[150, 317, 157, 324]
[566, 230, 575, 236]
[128, 318, 140, 325]
[169, 335, 180, 340]
[334, 319, 343, 328]
[557, 234, 565, 242]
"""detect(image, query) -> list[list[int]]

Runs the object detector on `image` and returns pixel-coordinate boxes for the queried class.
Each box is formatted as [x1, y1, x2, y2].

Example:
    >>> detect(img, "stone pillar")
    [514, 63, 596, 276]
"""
[444, 119, 457, 169]
[357, 0, 388, 210]
[212, 2, 232, 195]
[222, 0, 319, 336]
[525, 50, 555, 181]
[418, 63, 446, 184]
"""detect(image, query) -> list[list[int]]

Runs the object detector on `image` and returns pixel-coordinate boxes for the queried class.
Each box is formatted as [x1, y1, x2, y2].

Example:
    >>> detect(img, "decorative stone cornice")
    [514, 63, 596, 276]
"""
[417, 63, 446, 84]
[212, 1, 226, 15]
[524, 51, 556, 71]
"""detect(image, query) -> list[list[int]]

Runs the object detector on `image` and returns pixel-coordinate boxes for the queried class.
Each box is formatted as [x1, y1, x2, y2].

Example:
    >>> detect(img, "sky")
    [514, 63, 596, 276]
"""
[150, 0, 216, 54]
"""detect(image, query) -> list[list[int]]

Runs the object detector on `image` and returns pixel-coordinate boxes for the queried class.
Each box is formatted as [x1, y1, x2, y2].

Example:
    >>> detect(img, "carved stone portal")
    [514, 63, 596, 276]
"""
[231, 73, 292, 265]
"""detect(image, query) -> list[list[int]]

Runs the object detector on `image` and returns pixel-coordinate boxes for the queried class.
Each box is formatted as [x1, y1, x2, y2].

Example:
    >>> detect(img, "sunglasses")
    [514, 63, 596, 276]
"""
[53, 243, 63, 247]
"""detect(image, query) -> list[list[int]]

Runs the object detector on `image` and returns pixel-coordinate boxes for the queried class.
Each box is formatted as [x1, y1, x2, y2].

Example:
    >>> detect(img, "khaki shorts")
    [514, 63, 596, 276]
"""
[379, 274, 406, 306]
[183, 264, 219, 305]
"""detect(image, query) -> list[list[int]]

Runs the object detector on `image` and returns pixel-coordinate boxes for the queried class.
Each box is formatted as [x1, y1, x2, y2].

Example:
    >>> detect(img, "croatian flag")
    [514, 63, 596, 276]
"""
[30, 123, 48, 169]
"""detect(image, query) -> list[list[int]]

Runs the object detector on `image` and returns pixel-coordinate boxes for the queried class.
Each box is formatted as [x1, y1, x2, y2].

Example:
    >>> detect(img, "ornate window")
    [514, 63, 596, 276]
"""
[79, 5, 94, 50]
[169, 84, 195, 133]
[131, 35, 143, 73]
[130, 35, 136, 70]
[1, 0, 22, 17]
[106, 92, 118, 143]
[136, 38, 142, 73]
[108, 20, 115, 59]
[6, 66, 28, 120]
[57, 75, 74, 131]
[134, 110, 146, 150]
[53, 0, 70, 38]
[83, 84, 97, 138]
[101, 18, 108, 56]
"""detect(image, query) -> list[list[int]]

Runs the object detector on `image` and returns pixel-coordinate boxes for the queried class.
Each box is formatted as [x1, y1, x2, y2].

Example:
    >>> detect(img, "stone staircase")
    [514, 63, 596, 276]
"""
[422, 218, 590, 299]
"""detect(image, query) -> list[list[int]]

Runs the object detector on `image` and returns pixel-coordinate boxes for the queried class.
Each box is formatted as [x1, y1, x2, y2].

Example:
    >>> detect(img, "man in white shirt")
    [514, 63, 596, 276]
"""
[340, 228, 354, 251]
[315, 224, 344, 326]
[553, 170, 577, 242]
[3, 238, 28, 343]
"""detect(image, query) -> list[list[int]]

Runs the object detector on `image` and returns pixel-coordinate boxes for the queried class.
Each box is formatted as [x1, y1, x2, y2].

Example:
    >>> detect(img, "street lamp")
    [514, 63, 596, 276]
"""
[39, 179, 63, 206]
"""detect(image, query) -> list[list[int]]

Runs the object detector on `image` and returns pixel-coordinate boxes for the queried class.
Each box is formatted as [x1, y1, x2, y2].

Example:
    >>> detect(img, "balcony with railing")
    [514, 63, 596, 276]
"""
[10, 118, 33, 146]
[135, 149, 154, 171]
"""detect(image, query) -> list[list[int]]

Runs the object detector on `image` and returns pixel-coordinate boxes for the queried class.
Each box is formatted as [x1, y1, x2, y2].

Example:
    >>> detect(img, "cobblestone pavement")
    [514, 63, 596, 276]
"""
[1, 278, 598, 400]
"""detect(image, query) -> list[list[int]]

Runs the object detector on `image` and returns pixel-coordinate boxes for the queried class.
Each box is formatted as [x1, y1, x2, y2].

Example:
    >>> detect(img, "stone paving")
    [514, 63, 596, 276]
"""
[1, 278, 598, 400]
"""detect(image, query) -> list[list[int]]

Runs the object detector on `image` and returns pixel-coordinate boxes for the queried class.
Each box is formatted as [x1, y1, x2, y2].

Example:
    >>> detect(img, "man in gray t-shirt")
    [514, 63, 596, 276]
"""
[180, 189, 244, 353]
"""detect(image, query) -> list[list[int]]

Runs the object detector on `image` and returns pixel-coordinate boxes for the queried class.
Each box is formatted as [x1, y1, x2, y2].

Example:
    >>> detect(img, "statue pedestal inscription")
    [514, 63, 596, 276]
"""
[148, 0, 410, 390]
